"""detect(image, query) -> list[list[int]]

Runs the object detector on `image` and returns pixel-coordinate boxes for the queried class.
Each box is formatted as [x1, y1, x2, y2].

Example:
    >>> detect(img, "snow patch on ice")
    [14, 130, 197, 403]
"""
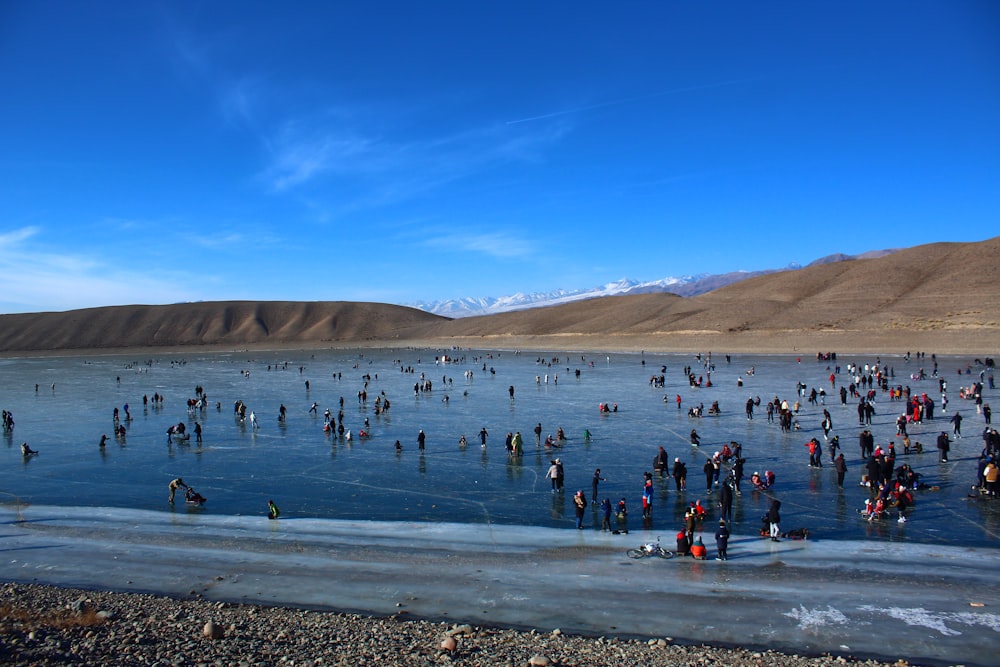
[783, 605, 849, 632]
[946, 611, 1000, 632]
[855, 605, 1000, 636]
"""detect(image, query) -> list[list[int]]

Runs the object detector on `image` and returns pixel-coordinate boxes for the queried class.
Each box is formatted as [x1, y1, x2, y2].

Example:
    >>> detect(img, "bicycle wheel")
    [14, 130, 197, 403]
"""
[656, 549, 674, 559]
[626, 549, 646, 559]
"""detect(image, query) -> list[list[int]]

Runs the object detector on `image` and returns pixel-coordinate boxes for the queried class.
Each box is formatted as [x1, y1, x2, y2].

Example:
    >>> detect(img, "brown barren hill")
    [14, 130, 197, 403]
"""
[0, 237, 997, 354]
[688, 237, 1000, 334]
[422, 236, 1000, 353]
[0, 301, 447, 353]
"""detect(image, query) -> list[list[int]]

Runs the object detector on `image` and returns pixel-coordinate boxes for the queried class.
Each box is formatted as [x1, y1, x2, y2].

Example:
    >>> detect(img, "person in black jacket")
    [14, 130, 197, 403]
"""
[719, 477, 734, 523]
[653, 446, 669, 477]
[866, 456, 882, 491]
[937, 431, 951, 462]
[715, 519, 730, 560]
[767, 499, 781, 542]
[672, 458, 687, 490]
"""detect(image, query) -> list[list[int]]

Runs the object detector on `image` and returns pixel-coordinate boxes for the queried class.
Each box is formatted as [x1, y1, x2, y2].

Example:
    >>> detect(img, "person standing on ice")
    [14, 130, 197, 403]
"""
[573, 490, 587, 529]
[719, 477, 734, 523]
[672, 458, 687, 490]
[767, 499, 782, 542]
[714, 519, 730, 560]
[835, 453, 848, 488]
[937, 431, 951, 462]
[600, 497, 612, 531]
[591, 468, 605, 504]
[703, 459, 714, 493]
[545, 459, 560, 492]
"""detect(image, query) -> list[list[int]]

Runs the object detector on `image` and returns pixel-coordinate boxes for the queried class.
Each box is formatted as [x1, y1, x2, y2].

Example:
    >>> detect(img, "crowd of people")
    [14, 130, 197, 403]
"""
[166, 351, 993, 553]
[11, 348, 995, 558]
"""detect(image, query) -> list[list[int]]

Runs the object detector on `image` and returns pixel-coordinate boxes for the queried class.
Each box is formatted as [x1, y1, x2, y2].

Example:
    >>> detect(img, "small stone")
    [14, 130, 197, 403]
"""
[528, 655, 551, 666]
[202, 620, 224, 640]
[440, 635, 457, 652]
[550, 628, 561, 636]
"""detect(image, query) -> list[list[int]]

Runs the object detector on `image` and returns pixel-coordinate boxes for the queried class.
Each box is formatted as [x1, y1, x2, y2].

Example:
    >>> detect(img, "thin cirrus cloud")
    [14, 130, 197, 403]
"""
[177, 27, 571, 209]
[0, 226, 196, 312]
[0, 226, 41, 248]
[258, 113, 570, 208]
[421, 229, 537, 260]
[263, 130, 374, 193]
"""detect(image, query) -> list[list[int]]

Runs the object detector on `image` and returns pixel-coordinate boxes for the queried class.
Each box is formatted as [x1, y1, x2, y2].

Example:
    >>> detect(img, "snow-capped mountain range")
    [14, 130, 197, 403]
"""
[411, 250, 897, 318]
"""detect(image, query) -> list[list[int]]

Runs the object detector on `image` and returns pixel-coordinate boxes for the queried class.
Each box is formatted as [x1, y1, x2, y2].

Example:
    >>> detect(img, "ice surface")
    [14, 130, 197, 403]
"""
[1, 350, 997, 546]
[1, 350, 998, 665]
[2, 505, 998, 666]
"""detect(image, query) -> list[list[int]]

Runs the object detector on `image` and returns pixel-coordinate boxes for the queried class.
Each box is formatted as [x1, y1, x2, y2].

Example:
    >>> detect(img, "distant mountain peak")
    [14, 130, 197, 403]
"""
[411, 249, 898, 317]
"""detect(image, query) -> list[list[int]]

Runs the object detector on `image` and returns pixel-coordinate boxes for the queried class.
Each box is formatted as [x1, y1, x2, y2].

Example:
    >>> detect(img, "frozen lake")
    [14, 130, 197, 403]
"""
[1, 348, 997, 547]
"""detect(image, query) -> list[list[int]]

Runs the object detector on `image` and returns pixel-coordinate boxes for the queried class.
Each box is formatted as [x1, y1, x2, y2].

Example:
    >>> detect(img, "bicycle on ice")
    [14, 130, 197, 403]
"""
[626, 535, 674, 559]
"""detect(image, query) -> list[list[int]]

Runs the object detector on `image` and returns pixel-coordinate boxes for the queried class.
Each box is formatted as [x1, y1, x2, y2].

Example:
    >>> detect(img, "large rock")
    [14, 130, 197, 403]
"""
[202, 620, 224, 640]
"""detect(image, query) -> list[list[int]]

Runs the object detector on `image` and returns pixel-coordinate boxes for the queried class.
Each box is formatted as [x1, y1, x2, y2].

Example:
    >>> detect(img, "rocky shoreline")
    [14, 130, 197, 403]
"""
[1, 583, 908, 667]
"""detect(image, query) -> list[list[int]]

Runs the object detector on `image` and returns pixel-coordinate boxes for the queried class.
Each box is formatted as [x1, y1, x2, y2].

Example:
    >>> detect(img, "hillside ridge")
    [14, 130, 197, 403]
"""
[0, 237, 997, 354]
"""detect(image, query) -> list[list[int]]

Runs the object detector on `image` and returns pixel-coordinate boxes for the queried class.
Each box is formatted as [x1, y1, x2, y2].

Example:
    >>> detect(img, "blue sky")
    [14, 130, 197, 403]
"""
[1, 2, 998, 313]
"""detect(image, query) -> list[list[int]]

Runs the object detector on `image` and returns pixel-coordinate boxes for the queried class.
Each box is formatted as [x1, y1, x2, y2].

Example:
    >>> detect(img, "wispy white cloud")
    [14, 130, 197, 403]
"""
[263, 125, 375, 192]
[506, 77, 757, 125]
[181, 231, 246, 248]
[0, 226, 41, 247]
[257, 118, 571, 221]
[162, 16, 572, 215]
[219, 76, 265, 130]
[421, 229, 537, 260]
[0, 226, 198, 313]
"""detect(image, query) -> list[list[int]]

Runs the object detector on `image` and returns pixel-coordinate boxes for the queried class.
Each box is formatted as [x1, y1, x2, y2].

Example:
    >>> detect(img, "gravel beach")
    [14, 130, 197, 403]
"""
[2, 582, 907, 667]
